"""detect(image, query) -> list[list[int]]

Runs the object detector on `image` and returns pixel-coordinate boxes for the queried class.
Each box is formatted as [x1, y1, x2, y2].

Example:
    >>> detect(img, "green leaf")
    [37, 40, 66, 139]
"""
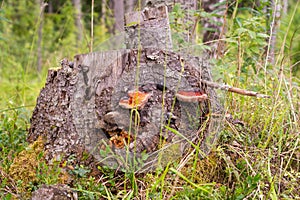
[72, 165, 91, 178]
[0, 16, 8, 21]
[248, 30, 256, 39]
[141, 151, 149, 161]
[214, 1, 227, 7]
[3, 193, 12, 200]
[235, 17, 243, 28]
[238, 7, 261, 15]
[257, 33, 269, 38]
[203, 27, 217, 32]
[237, 28, 247, 35]
[125, 21, 139, 27]
[199, 11, 213, 18]
[172, 3, 181, 13]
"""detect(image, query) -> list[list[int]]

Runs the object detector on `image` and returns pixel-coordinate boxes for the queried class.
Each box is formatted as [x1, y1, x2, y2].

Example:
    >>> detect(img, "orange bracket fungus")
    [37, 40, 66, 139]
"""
[175, 90, 208, 103]
[119, 90, 152, 109]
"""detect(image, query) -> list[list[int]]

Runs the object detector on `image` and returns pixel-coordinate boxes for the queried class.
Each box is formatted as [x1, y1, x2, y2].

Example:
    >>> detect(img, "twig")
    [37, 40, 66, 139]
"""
[201, 80, 270, 98]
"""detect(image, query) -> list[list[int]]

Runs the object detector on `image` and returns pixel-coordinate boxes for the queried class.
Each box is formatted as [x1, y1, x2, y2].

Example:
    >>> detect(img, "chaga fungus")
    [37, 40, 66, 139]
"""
[175, 90, 208, 103]
[119, 90, 152, 109]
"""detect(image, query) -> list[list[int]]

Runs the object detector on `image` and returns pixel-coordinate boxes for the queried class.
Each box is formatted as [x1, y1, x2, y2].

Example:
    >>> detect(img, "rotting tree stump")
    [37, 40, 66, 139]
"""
[28, 49, 223, 172]
[27, 5, 223, 173]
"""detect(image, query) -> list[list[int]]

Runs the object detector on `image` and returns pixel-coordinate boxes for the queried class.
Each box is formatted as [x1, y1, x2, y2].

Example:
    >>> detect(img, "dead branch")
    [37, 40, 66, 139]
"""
[202, 80, 270, 98]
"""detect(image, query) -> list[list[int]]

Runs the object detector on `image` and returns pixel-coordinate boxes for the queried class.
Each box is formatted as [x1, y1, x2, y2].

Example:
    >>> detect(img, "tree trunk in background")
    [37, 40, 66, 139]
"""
[282, 0, 288, 15]
[124, 0, 135, 14]
[48, 0, 53, 13]
[72, 0, 83, 46]
[201, 0, 226, 58]
[113, 0, 124, 33]
[37, 1, 47, 72]
[267, 0, 282, 65]
[101, 0, 106, 24]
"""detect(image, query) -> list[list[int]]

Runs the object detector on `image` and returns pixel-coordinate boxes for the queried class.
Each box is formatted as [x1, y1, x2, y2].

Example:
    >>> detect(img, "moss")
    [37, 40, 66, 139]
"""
[182, 152, 226, 184]
[157, 143, 182, 168]
[8, 136, 45, 191]
[58, 168, 73, 184]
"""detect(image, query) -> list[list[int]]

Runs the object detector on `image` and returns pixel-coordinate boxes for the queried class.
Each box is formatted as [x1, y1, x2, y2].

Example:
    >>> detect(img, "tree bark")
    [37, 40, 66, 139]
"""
[124, 6, 173, 50]
[101, 0, 106, 25]
[37, 1, 47, 72]
[113, 0, 124, 33]
[72, 0, 83, 46]
[47, 0, 53, 13]
[268, 0, 282, 65]
[140, 0, 227, 57]
[262, 0, 282, 65]
[124, 0, 136, 13]
[282, 0, 288, 15]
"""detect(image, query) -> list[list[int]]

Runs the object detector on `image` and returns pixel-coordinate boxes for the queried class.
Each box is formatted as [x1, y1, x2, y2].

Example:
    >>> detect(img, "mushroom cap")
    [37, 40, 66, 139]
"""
[175, 90, 208, 103]
[119, 90, 152, 109]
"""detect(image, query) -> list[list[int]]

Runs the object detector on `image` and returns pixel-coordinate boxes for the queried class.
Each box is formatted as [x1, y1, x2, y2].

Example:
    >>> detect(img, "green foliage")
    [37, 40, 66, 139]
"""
[223, 9, 269, 84]
[172, 185, 225, 200]
[0, 8, 8, 40]
[0, 0, 39, 70]
[43, 1, 78, 55]
[230, 174, 261, 199]
[0, 106, 30, 170]
[279, 1, 300, 76]
[169, 3, 194, 51]
[70, 165, 91, 178]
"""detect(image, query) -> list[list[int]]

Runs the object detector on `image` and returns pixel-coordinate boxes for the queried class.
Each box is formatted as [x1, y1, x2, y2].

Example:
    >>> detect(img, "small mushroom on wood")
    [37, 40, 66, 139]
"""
[119, 90, 152, 109]
[175, 90, 208, 103]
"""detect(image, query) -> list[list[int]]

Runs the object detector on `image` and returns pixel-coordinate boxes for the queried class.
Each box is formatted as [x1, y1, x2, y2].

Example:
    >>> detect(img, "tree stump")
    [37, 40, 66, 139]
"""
[28, 5, 223, 173]
[31, 184, 77, 200]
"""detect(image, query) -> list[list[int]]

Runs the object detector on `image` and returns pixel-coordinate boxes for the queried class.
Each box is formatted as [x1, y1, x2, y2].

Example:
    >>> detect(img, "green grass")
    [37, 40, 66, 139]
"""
[1, 1, 300, 200]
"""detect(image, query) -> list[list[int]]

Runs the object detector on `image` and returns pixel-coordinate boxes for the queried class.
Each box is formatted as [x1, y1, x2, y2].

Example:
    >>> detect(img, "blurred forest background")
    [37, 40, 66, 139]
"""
[0, 0, 300, 199]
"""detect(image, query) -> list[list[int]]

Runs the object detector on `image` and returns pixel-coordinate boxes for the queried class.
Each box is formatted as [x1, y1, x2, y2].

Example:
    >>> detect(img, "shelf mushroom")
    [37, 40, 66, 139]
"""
[119, 90, 152, 109]
[175, 90, 208, 103]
